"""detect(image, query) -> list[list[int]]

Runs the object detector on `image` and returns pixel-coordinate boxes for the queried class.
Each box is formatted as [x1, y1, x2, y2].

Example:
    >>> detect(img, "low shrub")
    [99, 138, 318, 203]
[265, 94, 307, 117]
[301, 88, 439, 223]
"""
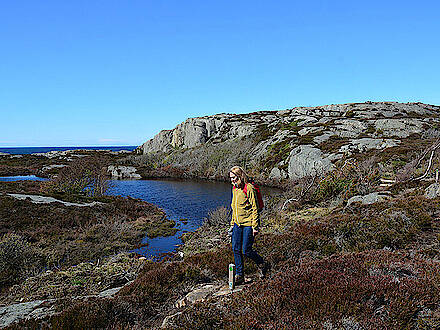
[0, 233, 43, 286]
[170, 251, 440, 329]
[204, 206, 230, 228]
[40, 156, 111, 197]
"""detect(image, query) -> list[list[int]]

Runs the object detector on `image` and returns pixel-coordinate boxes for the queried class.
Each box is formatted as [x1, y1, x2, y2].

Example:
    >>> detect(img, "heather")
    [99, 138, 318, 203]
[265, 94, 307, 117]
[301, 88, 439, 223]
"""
[169, 251, 440, 329]
[10, 188, 439, 329]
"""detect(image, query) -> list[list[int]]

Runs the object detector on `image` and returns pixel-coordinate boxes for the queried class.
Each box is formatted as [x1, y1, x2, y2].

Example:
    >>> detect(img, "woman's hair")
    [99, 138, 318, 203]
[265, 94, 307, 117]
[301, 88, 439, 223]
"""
[229, 166, 249, 184]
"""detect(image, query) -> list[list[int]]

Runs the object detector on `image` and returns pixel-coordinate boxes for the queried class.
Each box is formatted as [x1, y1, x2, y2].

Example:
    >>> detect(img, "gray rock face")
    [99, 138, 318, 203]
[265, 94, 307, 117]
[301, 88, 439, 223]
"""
[172, 119, 210, 148]
[298, 127, 323, 136]
[339, 138, 400, 154]
[288, 145, 335, 180]
[313, 132, 336, 144]
[108, 165, 141, 179]
[269, 167, 287, 180]
[41, 164, 68, 171]
[0, 300, 54, 328]
[332, 119, 368, 138]
[374, 118, 424, 138]
[137, 102, 440, 180]
[424, 183, 440, 199]
[139, 129, 173, 153]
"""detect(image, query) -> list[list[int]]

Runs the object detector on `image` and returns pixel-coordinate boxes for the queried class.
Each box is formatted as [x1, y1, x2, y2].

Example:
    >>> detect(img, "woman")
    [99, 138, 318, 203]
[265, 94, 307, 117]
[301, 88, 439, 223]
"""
[229, 166, 269, 285]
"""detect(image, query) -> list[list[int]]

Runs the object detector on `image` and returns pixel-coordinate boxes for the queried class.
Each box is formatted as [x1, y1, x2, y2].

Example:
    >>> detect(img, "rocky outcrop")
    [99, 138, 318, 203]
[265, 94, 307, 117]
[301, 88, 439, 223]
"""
[288, 145, 339, 179]
[41, 164, 68, 172]
[138, 102, 440, 180]
[162, 282, 247, 328]
[0, 285, 127, 328]
[339, 138, 400, 155]
[108, 165, 142, 179]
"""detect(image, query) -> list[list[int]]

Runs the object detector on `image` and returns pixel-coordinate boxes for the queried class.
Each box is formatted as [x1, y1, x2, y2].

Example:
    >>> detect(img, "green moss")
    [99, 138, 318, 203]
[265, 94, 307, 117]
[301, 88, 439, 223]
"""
[366, 125, 376, 134]
[145, 218, 178, 238]
[263, 140, 292, 172]
[280, 120, 301, 133]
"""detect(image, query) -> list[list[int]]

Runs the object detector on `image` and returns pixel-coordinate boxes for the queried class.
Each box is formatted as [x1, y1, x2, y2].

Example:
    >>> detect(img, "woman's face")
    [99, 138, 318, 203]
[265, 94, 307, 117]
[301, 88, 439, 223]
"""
[229, 171, 241, 188]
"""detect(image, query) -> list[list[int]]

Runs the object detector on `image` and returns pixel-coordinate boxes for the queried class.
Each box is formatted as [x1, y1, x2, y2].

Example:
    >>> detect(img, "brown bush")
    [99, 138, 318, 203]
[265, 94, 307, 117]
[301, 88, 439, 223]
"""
[171, 251, 440, 329]
[40, 156, 111, 197]
[0, 233, 43, 286]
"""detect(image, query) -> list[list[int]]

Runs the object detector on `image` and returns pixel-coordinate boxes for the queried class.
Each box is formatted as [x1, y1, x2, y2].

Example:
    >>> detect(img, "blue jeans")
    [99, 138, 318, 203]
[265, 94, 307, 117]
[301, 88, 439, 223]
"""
[232, 223, 264, 276]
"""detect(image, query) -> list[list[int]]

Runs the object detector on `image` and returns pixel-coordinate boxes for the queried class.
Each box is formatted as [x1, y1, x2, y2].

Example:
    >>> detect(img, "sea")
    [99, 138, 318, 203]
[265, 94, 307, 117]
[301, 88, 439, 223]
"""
[0, 146, 137, 155]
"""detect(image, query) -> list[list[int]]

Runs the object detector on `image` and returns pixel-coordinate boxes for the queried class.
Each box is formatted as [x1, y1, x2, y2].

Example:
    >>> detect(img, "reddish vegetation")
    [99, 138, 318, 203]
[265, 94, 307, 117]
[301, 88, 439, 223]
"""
[10, 192, 439, 329]
[172, 251, 439, 329]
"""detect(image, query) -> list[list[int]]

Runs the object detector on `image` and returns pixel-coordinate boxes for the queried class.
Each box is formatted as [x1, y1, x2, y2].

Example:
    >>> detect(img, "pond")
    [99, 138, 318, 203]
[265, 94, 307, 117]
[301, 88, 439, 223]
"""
[0, 175, 280, 259]
[109, 179, 233, 259]
[0, 175, 48, 182]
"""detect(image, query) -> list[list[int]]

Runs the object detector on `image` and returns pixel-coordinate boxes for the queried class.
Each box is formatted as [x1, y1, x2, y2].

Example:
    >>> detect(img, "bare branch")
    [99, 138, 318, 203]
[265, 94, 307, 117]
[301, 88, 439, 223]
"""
[412, 139, 440, 181]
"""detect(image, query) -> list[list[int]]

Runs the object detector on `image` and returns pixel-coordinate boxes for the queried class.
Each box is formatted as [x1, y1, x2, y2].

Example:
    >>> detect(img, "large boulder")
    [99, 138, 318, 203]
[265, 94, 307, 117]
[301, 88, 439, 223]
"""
[288, 145, 338, 180]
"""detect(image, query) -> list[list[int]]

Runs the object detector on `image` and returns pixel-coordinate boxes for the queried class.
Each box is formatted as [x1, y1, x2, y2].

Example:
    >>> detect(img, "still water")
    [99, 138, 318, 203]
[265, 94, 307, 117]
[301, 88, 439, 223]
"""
[110, 179, 233, 258]
[0, 175, 48, 182]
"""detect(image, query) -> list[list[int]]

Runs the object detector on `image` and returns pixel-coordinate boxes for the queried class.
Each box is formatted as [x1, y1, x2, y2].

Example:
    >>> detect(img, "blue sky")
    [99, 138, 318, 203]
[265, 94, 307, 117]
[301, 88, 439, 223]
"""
[1, 0, 439, 147]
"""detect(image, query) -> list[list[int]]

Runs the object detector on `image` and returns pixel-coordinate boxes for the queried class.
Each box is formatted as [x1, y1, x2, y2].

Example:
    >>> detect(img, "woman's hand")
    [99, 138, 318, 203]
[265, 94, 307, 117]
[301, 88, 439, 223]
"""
[253, 228, 259, 237]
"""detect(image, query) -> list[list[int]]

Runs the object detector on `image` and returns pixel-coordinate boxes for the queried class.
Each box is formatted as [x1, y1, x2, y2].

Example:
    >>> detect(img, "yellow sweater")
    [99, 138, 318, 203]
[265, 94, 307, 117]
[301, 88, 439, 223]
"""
[230, 183, 260, 230]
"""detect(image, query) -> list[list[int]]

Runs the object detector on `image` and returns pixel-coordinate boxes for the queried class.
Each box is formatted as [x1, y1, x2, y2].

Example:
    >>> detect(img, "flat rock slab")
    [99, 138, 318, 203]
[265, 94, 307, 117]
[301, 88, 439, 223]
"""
[7, 194, 101, 207]
[213, 285, 245, 297]
[0, 300, 56, 328]
[346, 192, 388, 207]
[175, 284, 222, 308]
[0, 284, 126, 328]
[174, 280, 252, 308]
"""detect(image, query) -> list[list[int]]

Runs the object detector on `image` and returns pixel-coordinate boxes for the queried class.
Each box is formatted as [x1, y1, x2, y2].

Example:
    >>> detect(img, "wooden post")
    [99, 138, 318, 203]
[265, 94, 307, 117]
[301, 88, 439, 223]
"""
[228, 264, 235, 290]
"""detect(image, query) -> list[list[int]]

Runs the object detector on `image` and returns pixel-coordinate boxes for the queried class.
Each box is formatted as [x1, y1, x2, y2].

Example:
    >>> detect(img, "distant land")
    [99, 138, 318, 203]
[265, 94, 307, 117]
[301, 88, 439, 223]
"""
[0, 146, 137, 155]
